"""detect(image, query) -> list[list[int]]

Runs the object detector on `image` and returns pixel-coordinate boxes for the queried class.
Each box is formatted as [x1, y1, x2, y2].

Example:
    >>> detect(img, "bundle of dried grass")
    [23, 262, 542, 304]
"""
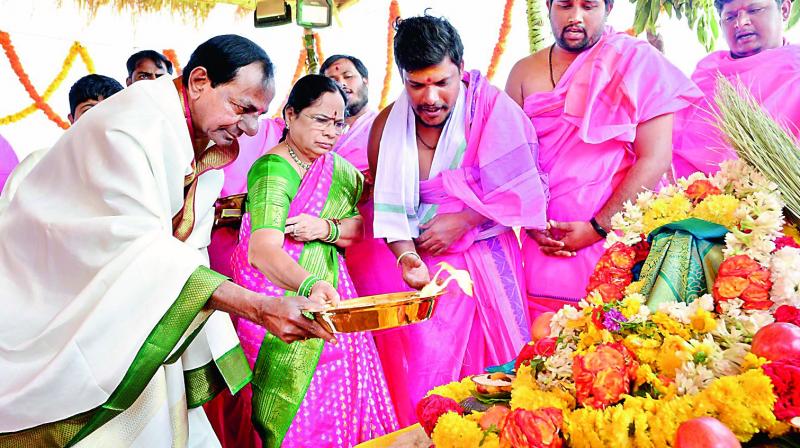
[714, 76, 800, 221]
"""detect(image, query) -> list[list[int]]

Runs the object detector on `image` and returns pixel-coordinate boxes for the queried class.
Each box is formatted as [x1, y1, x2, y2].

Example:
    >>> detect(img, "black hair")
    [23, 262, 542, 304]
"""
[319, 54, 369, 79]
[281, 74, 347, 142]
[714, 0, 779, 13]
[68, 74, 124, 116]
[181, 34, 274, 88]
[126, 50, 174, 78]
[393, 13, 464, 73]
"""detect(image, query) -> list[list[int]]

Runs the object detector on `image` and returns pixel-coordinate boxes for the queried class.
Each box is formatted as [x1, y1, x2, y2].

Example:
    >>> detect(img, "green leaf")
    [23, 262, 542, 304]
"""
[633, 0, 652, 33]
[649, 0, 662, 29]
[789, 0, 800, 29]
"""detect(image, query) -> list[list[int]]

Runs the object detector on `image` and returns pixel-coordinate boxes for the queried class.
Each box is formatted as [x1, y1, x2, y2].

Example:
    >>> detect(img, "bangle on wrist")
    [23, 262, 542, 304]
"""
[589, 217, 608, 238]
[396, 250, 420, 267]
[297, 274, 322, 297]
[322, 219, 340, 244]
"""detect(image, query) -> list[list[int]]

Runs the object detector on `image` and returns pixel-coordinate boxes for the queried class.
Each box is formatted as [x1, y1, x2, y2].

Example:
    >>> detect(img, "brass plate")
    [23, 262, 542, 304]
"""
[310, 290, 446, 334]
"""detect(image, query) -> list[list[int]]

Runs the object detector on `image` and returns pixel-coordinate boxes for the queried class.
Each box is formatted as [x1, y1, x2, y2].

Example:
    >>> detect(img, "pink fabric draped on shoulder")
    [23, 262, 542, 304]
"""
[522, 27, 702, 315]
[0, 134, 19, 192]
[672, 44, 800, 179]
[374, 70, 546, 426]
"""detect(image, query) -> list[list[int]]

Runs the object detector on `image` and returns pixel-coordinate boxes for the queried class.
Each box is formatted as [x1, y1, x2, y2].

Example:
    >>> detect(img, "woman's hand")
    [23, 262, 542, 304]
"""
[399, 254, 431, 290]
[308, 280, 340, 307]
[285, 213, 329, 242]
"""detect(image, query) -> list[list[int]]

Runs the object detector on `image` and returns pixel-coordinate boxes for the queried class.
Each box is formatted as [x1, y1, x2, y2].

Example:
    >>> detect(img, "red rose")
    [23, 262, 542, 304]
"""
[776, 306, 800, 326]
[533, 337, 557, 357]
[762, 359, 800, 421]
[775, 236, 800, 251]
[415, 394, 463, 436]
[718, 255, 760, 278]
[499, 408, 564, 448]
[515, 342, 538, 371]
[515, 338, 557, 370]
[573, 343, 638, 409]
[632, 239, 651, 263]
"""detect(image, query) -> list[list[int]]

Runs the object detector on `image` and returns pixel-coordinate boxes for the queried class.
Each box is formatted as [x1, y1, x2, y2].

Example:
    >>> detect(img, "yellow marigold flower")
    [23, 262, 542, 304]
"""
[642, 193, 693, 234]
[689, 308, 718, 333]
[625, 281, 645, 296]
[623, 334, 661, 365]
[657, 335, 689, 377]
[783, 224, 800, 245]
[427, 376, 475, 402]
[620, 294, 644, 318]
[651, 312, 692, 339]
[512, 364, 537, 390]
[578, 325, 615, 351]
[431, 412, 484, 448]
[702, 369, 777, 441]
[510, 385, 575, 412]
[741, 352, 769, 370]
[692, 194, 741, 229]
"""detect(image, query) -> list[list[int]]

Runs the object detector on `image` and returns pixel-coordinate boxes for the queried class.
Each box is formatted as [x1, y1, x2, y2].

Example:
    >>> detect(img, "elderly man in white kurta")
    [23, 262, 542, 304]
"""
[0, 35, 334, 447]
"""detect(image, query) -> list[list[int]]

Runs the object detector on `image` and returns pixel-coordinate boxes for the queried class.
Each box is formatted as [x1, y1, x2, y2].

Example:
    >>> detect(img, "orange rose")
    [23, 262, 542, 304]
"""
[718, 254, 760, 278]
[686, 179, 722, 203]
[713, 276, 749, 301]
[592, 283, 625, 303]
[607, 243, 637, 270]
[500, 408, 564, 448]
[573, 343, 638, 409]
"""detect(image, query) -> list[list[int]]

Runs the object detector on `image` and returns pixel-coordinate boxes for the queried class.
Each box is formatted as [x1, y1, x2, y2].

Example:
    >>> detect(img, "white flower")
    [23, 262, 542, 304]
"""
[770, 247, 800, 308]
[676, 361, 716, 395]
[550, 305, 581, 337]
[677, 172, 711, 190]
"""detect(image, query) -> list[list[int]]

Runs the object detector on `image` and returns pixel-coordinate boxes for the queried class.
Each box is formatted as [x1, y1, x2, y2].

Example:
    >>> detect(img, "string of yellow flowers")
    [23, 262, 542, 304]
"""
[379, 0, 401, 109]
[0, 32, 94, 128]
[486, 0, 514, 81]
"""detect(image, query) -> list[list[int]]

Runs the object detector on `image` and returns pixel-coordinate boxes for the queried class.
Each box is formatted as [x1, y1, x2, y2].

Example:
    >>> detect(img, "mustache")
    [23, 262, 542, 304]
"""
[561, 24, 586, 35]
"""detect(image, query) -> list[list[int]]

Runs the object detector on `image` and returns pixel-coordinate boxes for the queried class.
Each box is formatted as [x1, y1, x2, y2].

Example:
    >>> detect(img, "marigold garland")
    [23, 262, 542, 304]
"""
[162, 48, 182, 75]
[486, 0, 514, 81]
[0, 32, 94, 129]
[379, 0, 401, 109]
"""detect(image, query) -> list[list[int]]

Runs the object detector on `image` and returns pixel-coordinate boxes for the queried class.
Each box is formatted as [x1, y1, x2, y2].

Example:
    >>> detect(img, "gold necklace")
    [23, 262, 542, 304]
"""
[286, 142, 311, 170]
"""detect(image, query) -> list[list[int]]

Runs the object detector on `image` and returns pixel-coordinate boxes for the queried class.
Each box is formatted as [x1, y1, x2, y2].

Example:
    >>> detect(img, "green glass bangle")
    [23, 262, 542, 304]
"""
[297, 275, 321, 297]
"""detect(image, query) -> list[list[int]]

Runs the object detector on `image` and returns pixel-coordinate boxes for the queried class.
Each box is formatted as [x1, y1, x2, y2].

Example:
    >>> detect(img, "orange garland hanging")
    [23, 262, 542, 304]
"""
[486, 0, 515, 81]
[0, 32, 94, 128]
[379, 0, 401, 109]
[162, 48, 182, 75]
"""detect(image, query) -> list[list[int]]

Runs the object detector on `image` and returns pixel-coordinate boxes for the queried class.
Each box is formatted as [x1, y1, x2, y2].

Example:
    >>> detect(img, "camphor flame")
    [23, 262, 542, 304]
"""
[419, 262, 473, 297]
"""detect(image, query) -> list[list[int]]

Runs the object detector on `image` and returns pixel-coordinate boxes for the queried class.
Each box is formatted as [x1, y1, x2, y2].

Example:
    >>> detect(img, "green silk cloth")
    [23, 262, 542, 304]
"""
[244, 153, 362, 448]
[639, 218, 728, 312]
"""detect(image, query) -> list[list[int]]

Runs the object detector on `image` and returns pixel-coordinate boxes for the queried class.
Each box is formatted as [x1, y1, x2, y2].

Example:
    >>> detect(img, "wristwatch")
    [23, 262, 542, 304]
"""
[589, 217, 608, 238]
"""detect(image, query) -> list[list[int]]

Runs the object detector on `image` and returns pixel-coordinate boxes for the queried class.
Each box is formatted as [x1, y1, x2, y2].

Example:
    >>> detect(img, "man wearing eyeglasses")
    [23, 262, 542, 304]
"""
[672, 0, 800, 179]
[319, 54, 410, 301]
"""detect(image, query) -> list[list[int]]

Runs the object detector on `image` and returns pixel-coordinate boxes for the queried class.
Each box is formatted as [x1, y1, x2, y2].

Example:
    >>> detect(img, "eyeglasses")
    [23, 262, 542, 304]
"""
[302, 113, 349, 135]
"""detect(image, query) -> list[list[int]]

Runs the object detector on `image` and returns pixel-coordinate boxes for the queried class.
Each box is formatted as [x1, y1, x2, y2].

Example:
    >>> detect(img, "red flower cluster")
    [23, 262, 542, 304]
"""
[415, 394, 463, 436]
[573, 343, 639, 409]
[499, 407, 564, 448]
[515, 337, 557, 371]
[686, 179, 722, 203]
[775, 306, 800, 327]
[712, 255, 773, 310]
[587, 242, 648, 302]
[762, 359, 800, 421]
[775, 236, 800, 251]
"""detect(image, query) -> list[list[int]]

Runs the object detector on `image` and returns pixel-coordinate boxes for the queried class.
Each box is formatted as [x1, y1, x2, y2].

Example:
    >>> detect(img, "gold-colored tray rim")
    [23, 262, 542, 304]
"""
[317, 290, 446, 315]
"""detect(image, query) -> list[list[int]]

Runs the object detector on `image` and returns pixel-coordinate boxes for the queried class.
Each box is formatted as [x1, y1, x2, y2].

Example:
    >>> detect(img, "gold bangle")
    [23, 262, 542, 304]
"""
[396, 251, 420, 267]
